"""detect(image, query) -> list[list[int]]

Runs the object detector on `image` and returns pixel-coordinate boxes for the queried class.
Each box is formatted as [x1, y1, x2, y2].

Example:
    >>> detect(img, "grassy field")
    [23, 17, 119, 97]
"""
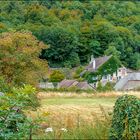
[29, 91, 140, 139]
[30, 91, 140, 126]
[41, 97, 116, 106]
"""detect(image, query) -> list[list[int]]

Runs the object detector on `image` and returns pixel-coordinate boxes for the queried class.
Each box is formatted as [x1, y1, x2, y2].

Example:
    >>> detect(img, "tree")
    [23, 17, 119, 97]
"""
[0, 31, 48, 85]
[105, 45, 121, 59]
[39, 26, 79, 67]
[49, 70, 65, 83]
[0, 1, 139, 70]
[89, 40, 102, 57]
[73, 66, 84, 79]
[129, 53, 140, 70]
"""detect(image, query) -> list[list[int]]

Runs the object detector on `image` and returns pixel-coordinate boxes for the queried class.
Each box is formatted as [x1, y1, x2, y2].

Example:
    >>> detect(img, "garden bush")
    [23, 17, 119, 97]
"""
[109, 95, 140, 140]
[103, 82, 114, 91]
[0, 85, 39, 139]
[49, 70, 65, 83]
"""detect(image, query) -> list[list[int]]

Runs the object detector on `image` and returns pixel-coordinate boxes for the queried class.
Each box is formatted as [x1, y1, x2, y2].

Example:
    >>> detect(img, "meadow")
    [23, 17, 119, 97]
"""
[29, 91, 140, 139]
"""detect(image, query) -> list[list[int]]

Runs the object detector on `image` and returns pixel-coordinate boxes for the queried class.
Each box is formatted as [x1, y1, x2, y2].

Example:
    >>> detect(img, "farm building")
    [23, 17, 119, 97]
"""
[76, 82, 93, 90]
[59, 79, 94, 90]
[114, 72, 140, 90]
[59, 80, 78, 88]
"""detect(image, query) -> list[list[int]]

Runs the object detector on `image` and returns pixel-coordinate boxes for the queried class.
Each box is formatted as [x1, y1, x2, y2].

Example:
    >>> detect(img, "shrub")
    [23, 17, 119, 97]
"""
[104, 82, 114, 91]
[72, 66, 84, 79]
[0, 85, 40, 139]
[49, 70, 65, 83]
[97, 82, 103, 92]
[109, 95, 140, 140]
[11, 85, 40, 109]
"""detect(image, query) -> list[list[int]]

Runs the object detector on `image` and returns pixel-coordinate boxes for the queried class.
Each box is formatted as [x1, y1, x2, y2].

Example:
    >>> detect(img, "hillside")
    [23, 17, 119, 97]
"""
[0, 0, 140, 69]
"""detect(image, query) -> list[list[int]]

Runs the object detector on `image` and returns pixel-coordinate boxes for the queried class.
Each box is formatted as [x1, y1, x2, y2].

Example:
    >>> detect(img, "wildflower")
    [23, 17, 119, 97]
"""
[60, 128, 68, 132]
[45, 127, 53, 133]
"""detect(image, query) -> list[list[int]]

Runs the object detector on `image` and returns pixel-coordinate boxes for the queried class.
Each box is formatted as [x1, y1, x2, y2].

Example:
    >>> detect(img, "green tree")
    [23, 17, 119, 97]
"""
[73, 66, 84, 79]
[105, 45, 121, 59]
[0, 1, 139, 70]
[49, 70, 65, 83]
[0, 31, 48, 85]
[39, 26, 79, 67]
[129, 53, 140, 70]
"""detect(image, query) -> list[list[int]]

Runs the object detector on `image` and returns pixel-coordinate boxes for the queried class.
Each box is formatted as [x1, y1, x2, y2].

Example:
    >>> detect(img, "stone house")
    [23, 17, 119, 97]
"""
[81, 55, 128, 87]
[114, 72, 140, 90]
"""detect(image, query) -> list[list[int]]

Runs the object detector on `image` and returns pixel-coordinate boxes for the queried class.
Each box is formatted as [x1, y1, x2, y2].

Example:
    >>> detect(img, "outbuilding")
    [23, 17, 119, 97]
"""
[114, 73, 140, 90]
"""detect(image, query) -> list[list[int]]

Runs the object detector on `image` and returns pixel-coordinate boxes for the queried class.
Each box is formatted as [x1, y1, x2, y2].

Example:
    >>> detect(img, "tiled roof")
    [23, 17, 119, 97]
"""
[59, 79, 78, 88]
[59, 80, 94, 90]
[76, 82, 92, 89]
[114, 72, 140, 90]
[86, 55, 112, 72]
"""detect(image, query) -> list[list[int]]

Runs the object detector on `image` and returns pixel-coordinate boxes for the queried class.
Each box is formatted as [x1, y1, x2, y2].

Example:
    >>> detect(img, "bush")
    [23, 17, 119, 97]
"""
[97, 82, 103, 92]
[0, 85, 40, 139]
[72, 66, 84, 79]
[104, 82, 114, 91]
[109, 95, 140, 140]
[49, 70, 65, 83]
[11, 85, 40, 109]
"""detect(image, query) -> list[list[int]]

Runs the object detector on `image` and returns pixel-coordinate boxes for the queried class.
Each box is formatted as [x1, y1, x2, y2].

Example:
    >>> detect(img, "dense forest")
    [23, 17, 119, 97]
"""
[0, 0, 140, 69]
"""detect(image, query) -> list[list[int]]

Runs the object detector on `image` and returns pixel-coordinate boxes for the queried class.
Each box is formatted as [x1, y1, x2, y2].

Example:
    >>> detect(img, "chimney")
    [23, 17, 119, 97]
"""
[90, 55, 96, 70]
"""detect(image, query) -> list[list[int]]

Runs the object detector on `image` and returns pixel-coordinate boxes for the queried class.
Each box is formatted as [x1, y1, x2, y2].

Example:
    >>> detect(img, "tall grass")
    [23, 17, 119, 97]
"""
[32, 105, 112, 139]
[38, 91, 140, 99]
[31, 91, 140, 139]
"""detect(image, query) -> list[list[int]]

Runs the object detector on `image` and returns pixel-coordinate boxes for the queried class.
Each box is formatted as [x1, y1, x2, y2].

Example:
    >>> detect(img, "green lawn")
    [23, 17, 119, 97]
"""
[41, 97, 117, 107]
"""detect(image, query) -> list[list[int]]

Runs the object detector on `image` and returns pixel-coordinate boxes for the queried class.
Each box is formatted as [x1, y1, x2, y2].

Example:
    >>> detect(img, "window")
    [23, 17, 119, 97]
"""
[102, 75, 107, 80]
[92, 76, 97, 80]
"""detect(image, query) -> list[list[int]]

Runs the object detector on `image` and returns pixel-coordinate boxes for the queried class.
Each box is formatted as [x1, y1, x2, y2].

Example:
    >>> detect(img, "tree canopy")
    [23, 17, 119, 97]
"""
[0, 0, 140, 69]
[0, 31, 48, 85]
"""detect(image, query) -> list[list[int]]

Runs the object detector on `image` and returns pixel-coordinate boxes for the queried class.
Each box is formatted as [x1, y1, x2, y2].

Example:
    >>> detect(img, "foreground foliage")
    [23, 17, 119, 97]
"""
[109, 95, 140, 140]
[0, 85, 39, 139]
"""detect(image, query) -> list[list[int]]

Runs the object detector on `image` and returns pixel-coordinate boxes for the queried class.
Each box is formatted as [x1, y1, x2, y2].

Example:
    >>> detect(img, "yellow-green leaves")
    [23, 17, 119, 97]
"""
[0, 31, 48, 85]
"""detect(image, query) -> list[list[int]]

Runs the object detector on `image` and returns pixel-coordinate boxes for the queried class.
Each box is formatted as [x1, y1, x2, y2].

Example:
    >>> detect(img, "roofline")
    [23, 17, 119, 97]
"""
[94, 55, 112, 71]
